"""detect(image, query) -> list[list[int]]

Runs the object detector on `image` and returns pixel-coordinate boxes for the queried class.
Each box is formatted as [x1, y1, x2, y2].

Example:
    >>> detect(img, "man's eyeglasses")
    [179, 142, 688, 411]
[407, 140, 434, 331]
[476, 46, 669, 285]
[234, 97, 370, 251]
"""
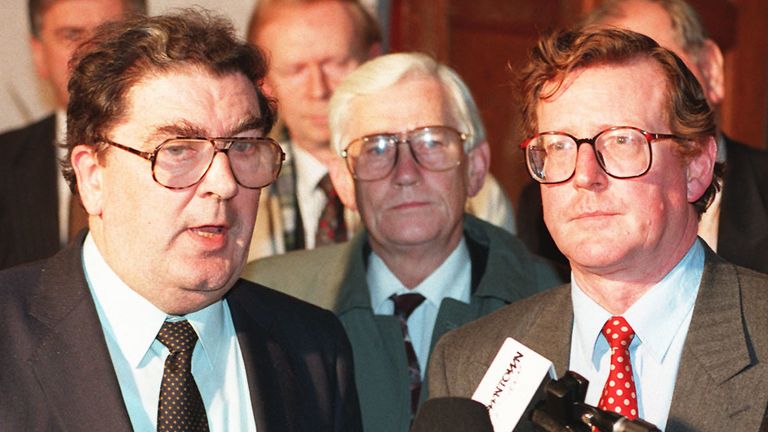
[341, 125, 468, 181]
[521, 126, 682, 184]
[100, 137, 285, 189]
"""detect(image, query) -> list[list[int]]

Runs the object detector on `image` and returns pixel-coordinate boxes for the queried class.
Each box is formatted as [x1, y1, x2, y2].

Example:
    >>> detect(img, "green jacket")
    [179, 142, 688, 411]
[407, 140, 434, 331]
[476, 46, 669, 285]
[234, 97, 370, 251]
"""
[243, 215, 562, 432]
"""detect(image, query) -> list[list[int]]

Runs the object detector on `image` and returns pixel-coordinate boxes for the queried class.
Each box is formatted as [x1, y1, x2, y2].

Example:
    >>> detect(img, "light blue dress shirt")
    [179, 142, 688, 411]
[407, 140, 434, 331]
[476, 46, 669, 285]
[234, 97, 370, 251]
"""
[82, 234, 257, 432]
[569, 239, 705, 431]
[368, 238, 472, 377]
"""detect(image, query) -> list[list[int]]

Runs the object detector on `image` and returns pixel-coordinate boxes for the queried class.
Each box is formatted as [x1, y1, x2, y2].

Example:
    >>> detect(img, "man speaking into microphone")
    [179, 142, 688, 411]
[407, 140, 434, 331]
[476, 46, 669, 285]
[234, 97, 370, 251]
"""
[428, 26, 768, 431]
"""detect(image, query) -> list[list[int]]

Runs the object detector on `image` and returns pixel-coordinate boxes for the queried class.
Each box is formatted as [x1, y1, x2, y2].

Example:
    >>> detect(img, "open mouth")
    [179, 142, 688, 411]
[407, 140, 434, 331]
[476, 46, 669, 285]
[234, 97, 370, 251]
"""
[190, 226, 226, 238]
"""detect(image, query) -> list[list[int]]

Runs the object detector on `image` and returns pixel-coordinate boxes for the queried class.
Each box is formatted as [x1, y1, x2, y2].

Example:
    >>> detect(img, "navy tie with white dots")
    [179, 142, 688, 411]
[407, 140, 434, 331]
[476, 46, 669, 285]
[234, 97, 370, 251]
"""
[156, 320, 210, 432]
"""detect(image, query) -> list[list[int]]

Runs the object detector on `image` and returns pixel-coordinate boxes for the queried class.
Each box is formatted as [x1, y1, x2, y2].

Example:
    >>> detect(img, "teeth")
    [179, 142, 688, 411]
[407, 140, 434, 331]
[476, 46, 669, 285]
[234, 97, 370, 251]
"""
[192, 227, 224, 238]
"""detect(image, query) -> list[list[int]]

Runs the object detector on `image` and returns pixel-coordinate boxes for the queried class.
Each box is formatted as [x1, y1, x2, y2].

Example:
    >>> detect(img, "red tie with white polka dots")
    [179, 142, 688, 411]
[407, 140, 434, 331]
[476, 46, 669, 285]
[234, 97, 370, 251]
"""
[156, 320, 209, 432]
[598, 316, 638, 420]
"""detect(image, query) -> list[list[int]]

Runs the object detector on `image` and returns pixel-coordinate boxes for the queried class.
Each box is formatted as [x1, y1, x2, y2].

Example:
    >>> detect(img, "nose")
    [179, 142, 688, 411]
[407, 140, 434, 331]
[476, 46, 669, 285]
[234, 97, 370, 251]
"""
[572, 142, 608, 190]
[198, 151, 238, 199]
[307, 63, 331, 99]
[390, 141, 422, 186]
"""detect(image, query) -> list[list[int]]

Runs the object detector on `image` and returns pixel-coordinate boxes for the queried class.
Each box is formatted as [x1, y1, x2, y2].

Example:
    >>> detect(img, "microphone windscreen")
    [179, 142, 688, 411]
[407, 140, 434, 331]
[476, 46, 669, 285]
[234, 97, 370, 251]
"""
[412, 397, 494, 432]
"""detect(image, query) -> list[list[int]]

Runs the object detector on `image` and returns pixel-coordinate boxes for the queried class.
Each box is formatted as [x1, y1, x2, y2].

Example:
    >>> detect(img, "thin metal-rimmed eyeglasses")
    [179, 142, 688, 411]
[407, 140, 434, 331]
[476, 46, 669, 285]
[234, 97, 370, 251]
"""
[520, 126, 682, 184]
[341, 125, 468, 181]
[100, 136, 285, 189]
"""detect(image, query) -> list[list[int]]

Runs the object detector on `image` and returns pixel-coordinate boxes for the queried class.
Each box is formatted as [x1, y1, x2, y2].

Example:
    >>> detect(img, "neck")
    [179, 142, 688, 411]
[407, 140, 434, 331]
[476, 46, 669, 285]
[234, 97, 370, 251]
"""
[293, 139, 335, 167]
[571, 222, 700, 315]
[370, 232, 463, 289]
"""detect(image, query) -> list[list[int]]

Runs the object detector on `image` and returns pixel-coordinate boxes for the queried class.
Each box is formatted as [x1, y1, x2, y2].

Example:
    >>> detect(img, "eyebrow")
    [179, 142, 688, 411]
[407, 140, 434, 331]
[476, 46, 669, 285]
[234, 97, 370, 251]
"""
[145, 115, 268, 142]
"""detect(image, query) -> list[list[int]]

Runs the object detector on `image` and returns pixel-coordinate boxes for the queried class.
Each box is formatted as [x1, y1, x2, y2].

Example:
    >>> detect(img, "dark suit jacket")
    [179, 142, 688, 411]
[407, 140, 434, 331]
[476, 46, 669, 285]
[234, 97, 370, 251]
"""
[0, 234, 363, 432]
[244, 215, 563, 432]
[429, 246, 768, 431]
[516, 136, 768, 275]
[0, 115, 60, 270]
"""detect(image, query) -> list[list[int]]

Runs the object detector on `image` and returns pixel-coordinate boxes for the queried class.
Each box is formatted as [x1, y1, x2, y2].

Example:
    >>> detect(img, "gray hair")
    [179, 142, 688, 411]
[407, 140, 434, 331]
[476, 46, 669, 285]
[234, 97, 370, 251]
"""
[329, 52, 486, 154]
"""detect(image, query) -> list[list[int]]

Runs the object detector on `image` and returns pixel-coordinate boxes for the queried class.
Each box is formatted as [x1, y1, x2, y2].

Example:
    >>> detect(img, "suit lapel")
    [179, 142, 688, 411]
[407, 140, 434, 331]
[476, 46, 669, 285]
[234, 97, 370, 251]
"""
[520, 286, 573, 377]
[227, 285, 302, 432]
[27, 237, 132, 431]
[667, 250, 768, 431]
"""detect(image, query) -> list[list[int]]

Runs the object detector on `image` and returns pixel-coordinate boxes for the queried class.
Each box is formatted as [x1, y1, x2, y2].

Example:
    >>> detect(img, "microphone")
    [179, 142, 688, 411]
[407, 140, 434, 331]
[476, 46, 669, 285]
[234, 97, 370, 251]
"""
[411, 397, 493, 432]
[531, 371, 660, 432]
[470, 338, 660, 432]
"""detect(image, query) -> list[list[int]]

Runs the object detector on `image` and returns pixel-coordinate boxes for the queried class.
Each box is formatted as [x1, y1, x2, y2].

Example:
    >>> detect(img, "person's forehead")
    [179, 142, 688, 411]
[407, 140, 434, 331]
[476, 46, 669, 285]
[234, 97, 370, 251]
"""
[598, 1, 688, 62]
[349, 76, 456, 133]
[538, 59, 669, 131]
[255, 2, 359, 53]
[114, 68, 261, 141]
[41, 0, 127, 27]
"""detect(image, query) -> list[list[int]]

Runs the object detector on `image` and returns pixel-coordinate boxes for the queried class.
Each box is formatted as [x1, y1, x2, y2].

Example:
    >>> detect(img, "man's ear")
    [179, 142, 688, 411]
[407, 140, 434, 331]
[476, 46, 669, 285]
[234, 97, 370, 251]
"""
[328, 155, 357, 211]
[30, 37, 50, 80]
[71, 145, 104, 216]
[696, 39, 725, 108]
[465, 141, 490, 197]
[686, 136, 717, 203]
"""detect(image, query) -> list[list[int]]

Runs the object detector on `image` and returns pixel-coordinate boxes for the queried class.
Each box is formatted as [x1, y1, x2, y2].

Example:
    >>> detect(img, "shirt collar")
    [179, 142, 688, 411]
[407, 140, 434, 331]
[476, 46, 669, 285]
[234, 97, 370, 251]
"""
[83, 234, 226, 370]
[292, 141, 329, 195]
[572, 239, 704, 365]
[368, 237, 471, 312]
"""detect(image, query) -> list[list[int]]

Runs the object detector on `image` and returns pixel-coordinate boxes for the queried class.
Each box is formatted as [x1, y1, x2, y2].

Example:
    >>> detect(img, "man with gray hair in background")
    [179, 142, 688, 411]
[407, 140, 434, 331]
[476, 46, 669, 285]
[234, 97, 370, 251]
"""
[244, 52, 561, 432]
[245, 0, 517, 261]
[0, 0, 147, 270]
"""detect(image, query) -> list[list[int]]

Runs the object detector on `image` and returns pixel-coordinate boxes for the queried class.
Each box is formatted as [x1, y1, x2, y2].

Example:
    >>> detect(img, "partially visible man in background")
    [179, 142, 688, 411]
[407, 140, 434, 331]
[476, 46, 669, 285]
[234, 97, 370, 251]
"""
[0, 0, 147, 270]
[517, 0, 768, 275]
[246, 0, 516, 260]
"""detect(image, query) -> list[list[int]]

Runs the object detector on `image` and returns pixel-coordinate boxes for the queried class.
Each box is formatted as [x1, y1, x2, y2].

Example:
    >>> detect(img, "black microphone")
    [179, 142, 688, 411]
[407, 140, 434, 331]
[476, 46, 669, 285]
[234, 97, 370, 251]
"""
[530, 371, 660, 432]
[411, 397, 494, 432]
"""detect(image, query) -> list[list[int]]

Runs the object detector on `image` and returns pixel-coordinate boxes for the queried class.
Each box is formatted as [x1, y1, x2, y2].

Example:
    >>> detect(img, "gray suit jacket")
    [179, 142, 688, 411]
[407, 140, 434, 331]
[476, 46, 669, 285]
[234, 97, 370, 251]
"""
[244, 215, 562, 432]
[0, 233, 362, 432]
[429, 246, 768, 431]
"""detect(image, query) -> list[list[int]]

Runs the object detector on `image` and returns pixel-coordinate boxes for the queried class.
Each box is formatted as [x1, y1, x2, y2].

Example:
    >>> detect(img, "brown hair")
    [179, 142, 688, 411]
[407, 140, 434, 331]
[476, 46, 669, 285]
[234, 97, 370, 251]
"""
[28, 0, 148, 37]
[519, 26, 718, 213]
[62, 8, 277, 192]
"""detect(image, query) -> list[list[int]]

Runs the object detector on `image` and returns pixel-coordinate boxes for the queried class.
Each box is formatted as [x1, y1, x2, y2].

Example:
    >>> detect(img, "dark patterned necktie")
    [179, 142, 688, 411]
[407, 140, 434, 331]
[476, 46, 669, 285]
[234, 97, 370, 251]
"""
[315, 174, 347, 246]
[156, 320, 210, 432]
[390, 293, 427, 417]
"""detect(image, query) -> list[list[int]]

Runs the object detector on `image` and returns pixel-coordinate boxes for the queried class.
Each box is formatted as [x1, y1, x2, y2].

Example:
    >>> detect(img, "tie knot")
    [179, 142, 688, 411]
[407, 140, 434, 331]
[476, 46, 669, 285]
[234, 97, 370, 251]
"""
[391, 293, 426, 319]
[317, 174, 336, 197]
[157, 320, 198, 354]
[602, 316, 635, 349]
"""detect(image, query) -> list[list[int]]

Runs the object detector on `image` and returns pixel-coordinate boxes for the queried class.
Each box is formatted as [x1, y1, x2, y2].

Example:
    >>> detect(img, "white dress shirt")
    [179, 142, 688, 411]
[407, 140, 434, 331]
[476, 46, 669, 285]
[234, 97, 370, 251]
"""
[569, 240, 705, 431]
[292, 143, 331, 249]
[54, 110, 73, 246]
[82, 234, 257, 431]
[368, 238, 472, 377]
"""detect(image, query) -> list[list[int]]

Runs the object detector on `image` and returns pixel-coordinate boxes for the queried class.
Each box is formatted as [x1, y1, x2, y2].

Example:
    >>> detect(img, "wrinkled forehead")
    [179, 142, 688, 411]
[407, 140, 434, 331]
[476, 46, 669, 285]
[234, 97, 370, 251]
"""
[112, 67, 264, 142]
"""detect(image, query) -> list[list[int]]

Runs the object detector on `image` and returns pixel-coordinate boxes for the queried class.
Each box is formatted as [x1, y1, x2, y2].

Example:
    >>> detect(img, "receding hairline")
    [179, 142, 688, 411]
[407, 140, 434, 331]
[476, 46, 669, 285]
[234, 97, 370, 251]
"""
[247, 0, 374, 50]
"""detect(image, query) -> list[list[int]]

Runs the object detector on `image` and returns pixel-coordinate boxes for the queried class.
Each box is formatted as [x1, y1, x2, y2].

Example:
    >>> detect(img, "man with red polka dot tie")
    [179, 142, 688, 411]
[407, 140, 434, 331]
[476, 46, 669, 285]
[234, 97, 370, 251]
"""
[428, 24, 768, 432]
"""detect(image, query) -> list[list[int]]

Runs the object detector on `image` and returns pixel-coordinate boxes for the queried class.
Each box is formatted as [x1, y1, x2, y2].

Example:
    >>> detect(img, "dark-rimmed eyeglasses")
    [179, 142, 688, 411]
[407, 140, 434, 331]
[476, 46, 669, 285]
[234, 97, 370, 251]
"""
[101, 137, 285, 189]
[521, 126, 682, 184]
[341, 125, 468, 181]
